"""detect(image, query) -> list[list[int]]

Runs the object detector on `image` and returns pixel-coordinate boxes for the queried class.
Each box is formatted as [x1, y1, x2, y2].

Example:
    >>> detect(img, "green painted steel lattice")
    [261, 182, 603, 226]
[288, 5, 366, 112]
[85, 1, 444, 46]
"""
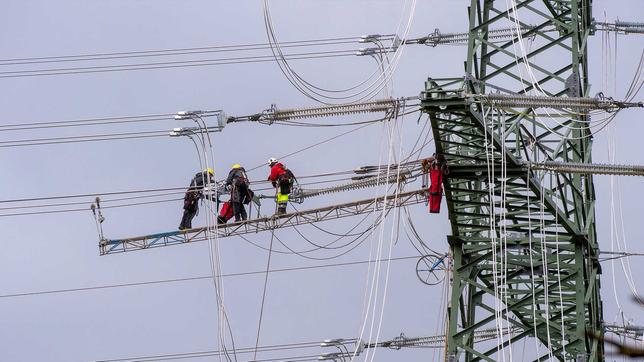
[420, 1, 603, 361]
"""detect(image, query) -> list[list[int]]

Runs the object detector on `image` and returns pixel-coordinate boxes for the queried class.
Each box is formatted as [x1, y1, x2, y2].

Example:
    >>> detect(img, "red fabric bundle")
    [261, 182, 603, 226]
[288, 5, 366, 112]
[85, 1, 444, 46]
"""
[218, 201, 234, 223]
[429, 168, 443, 213]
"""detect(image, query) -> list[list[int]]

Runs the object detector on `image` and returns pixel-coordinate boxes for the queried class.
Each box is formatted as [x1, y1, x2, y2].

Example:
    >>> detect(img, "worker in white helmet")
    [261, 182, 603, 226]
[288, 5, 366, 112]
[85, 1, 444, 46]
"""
[267, 157, 296, 215]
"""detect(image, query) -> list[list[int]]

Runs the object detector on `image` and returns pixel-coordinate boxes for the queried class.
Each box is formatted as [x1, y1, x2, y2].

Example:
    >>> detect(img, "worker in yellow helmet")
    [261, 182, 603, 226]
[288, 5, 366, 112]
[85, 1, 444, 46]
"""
[179, 168, 215, 230]
[225, 164, 252, 222]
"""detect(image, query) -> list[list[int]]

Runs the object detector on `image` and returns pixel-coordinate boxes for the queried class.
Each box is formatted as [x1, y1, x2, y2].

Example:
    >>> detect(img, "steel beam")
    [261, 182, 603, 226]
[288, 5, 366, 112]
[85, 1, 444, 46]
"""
[100, 188, 428, 255]
[421, 0, 603, 360]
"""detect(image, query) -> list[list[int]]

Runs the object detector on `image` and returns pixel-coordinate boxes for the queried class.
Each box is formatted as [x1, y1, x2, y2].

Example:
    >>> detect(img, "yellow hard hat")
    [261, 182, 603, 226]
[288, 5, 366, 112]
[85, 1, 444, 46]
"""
[204, 168, 214, 175]
[231, 164, 242, 169]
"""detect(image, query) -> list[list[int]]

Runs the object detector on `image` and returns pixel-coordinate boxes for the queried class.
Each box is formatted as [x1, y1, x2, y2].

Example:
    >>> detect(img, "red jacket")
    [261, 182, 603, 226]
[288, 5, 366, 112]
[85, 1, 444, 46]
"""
[268, 163, 287, 182]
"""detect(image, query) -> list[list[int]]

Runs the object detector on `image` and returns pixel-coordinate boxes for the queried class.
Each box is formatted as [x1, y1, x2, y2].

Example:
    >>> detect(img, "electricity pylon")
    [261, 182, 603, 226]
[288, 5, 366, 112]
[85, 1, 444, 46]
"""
[421, 1, 605, 361]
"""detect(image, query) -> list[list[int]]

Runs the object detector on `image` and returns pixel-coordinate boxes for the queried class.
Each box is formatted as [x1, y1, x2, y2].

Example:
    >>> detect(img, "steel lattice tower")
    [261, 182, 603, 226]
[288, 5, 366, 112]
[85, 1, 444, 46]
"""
[420, 1, 604, 361]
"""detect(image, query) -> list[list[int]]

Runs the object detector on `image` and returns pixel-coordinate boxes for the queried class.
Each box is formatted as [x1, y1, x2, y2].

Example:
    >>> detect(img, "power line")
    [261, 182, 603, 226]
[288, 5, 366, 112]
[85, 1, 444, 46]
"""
[0, 197, 181, 218]
[0, 50, 358, 79]
[0, 255, 421, 299]
[94, 339, 333, 362]
[0, 129, 169, 146]
[0, 186, 187, 204]
[1, 106, 407, 149]
[0, 132, 168, 148]
[0, 175, 364, 213]
[0, 175, 407, 218]
[0, 190, 184, 211]
[0, 120, 387, 206]
[0, 36, 363, 65]
[0, 113, 176, 132]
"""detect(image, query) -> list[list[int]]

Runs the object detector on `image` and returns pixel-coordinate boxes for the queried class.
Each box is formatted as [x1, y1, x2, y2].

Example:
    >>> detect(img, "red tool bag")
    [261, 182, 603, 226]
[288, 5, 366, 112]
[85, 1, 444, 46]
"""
[429, 167, 443, 213]
[217, 201, 234, 224]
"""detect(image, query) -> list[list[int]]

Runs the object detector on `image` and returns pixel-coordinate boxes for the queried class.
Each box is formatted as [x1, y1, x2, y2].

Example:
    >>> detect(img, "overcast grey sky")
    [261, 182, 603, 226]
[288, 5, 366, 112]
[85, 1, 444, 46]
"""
[0, 1, 643, 361]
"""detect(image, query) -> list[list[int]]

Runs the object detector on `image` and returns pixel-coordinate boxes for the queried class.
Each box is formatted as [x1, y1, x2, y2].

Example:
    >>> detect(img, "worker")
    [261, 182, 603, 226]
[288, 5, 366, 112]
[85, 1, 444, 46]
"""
[267, 157, 295, 215]
[179, 168, 215, 230]
[225, 164, 252, 222]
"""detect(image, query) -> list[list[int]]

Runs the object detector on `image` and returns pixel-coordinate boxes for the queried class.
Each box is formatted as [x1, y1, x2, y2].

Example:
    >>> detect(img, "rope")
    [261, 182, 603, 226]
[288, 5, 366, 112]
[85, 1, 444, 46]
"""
[253, 230, 275, 361]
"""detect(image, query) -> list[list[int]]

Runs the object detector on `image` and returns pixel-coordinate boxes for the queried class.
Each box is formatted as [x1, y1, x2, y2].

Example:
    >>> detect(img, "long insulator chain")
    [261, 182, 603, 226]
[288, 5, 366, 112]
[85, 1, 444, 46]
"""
[614, 20, 644, 33]
[267, 98, 404, 122]
[530, 161, 644, 176]
[380, 327, 521, 349]
[415, 21, 643, 48]
[416, 25, 541, 47]
[474, 93, 643, 111]
[595, 20, 644, 34]
[291, 170, 414, 202]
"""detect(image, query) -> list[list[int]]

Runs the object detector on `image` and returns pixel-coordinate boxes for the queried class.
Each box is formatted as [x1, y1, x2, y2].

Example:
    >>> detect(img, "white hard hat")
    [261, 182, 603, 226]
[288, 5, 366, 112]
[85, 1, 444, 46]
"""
[268, 157, 278, 166]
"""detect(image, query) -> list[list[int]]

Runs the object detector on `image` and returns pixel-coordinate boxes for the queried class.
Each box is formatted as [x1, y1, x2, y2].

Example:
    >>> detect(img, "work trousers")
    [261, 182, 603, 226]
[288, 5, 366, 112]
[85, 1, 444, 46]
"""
[232, 201, 247, 221]
[276, 178, 292, 214]
[179, 193, 200, 229]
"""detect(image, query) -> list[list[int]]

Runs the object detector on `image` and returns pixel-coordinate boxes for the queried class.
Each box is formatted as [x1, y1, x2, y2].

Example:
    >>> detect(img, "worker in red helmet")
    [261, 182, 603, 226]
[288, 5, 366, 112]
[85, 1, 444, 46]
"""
[267, 157, 295, 215]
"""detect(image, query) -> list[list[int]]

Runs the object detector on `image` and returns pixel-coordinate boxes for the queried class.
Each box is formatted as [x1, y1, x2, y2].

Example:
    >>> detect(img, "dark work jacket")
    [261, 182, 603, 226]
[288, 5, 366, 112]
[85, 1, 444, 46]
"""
[225, 168, 249, 203]
[184, 171, 214, 208]
[189, 171, 214, 191]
